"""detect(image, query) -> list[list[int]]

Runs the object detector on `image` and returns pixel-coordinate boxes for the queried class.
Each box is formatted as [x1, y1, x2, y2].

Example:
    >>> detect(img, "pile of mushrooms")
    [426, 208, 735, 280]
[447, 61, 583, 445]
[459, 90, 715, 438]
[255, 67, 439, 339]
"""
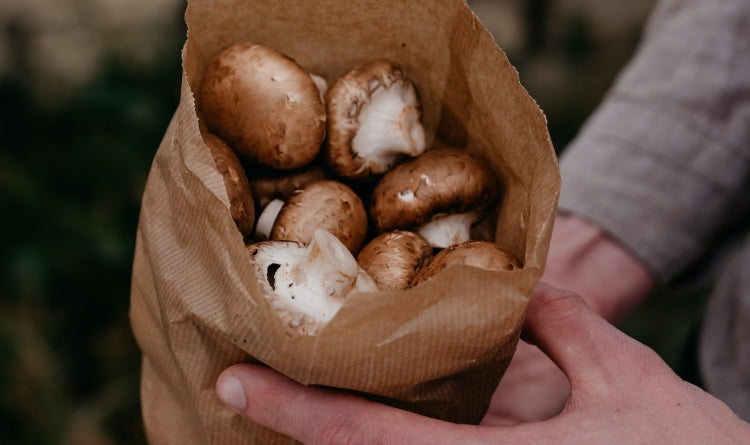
[198, 42, 521, 335]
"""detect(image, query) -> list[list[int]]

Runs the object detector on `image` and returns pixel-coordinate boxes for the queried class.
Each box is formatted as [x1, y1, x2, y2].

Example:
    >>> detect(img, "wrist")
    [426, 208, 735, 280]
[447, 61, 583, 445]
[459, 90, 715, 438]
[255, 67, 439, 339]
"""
[542, 212, 655, 322]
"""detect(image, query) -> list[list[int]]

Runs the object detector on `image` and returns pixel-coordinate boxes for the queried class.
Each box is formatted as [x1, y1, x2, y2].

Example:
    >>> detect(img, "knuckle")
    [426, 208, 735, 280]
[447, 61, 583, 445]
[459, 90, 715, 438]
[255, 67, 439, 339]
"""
[533, 285, 586, 320]
[626, 343, 673, 381]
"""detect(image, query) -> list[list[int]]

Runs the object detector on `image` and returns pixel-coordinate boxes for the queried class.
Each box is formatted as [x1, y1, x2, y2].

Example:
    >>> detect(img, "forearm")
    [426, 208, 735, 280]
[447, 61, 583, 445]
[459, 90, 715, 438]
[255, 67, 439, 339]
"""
[542, 212, 655, 322]
[553, 0, 750, 290]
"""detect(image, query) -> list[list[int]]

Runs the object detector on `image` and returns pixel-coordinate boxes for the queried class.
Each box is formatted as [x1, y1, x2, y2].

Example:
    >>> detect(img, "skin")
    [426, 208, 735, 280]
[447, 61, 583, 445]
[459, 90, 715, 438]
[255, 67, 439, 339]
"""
[485, 212, 656, 424]
[216, 282, 750, 444]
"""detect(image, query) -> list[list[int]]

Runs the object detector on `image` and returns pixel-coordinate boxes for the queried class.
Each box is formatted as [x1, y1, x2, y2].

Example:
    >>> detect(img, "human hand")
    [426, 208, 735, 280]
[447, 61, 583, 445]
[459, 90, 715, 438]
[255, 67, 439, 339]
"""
[216, 283, 750, 444]
[480, 339, 569, 426]
[542, 212, 655, 322]
[480, 212, 658, 426]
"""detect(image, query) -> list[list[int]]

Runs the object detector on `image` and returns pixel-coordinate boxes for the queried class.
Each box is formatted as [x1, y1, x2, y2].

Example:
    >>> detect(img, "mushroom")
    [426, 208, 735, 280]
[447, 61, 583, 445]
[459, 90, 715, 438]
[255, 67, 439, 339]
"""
[249, 163, 330, 210]
[256, 179, 368, 254]
[199, 42, 327, 170]
[356, 230, 433, 291]
[369, 147, 499, 248]
[324, 59, 427, 180]
[202, 132, 255, 237]
[410, 241, 521, 287]
[247, 229, 378, 336]
[254, 198, 286, 241]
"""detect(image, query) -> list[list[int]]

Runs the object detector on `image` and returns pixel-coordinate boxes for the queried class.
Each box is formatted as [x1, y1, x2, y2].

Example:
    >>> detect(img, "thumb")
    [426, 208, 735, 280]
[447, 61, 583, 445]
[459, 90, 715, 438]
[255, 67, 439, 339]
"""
[522, 282, 630, 387]
[216, 364, 473, 445]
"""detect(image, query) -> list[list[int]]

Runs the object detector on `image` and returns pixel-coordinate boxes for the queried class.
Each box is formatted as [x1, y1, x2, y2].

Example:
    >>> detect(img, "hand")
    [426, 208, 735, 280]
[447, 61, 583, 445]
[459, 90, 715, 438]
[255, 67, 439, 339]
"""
[542, 212, 655, 322]
[481, 212, 658, 426]
[216, 283, 750, 444]
[480, 339, 569, 425]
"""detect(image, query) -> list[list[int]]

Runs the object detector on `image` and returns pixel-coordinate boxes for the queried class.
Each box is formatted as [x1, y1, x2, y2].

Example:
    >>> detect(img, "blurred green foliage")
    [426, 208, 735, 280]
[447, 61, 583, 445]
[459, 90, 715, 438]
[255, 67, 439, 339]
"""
[0, 23, 184, 444]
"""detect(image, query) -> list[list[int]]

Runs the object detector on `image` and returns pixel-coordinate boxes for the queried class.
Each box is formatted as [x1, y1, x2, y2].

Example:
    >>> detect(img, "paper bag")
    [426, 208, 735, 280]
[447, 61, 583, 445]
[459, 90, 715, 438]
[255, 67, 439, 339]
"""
[129, 0, 560, 443]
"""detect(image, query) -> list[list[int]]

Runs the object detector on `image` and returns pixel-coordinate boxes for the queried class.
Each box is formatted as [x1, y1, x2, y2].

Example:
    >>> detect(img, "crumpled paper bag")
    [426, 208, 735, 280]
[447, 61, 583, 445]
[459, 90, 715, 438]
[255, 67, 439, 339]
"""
[129, 0, 560, 443]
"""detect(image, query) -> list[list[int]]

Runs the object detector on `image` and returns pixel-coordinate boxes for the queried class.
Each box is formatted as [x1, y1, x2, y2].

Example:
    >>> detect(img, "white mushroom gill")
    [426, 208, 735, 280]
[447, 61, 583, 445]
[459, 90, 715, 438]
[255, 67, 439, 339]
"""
[265, 229, 360, 323]
[351, 81, 426, 172]
[417, 212, 481, 248]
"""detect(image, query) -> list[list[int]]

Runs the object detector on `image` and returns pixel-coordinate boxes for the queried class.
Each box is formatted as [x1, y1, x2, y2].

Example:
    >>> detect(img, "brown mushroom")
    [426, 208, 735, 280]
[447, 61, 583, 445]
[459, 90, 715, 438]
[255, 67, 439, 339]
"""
[199, 42, 327, 170]
[249, 163, 330, 210]
[247, 229, 378, 336]
[410, 241, 521, 287]
[202, 132, 255, 237]
[370, 147, 499, 248]
[324, 59, 426, 180]
[260, 179, 368, 254]
[356, 230, 433, 291]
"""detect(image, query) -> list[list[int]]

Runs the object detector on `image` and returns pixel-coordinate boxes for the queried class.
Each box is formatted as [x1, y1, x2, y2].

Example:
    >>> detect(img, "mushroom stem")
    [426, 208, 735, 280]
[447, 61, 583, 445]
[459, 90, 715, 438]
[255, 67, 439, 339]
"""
[354, 268, 381, 293]
[257, 229, 360, 327]
[417, 212, 480, 249]
[351, 82, 426, 169]
[310, 73, 328, 102]
[287, 230, 360, 315]
[255, 198, 285, 240]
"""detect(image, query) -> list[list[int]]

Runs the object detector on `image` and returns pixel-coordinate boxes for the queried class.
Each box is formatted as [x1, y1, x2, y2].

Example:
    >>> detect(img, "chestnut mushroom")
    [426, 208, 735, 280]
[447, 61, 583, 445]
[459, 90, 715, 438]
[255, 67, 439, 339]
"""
[202, 132, 255, 237]
[410, 241, 521, 287]
[370, 147, 499, 248]
[255, 179, 368, 254]
[324, 59, 426, 180]
[356, 230, 432, 291]
[199, 42, 327, 170]
[249, 163, 330, 210]
[247, 229, 378, 336]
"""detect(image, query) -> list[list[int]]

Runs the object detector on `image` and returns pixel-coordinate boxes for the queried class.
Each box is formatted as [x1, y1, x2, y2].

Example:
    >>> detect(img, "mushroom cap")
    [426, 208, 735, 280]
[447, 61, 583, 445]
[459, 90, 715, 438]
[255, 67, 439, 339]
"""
[324, 59, 425, 180]
[270, 179, 368, 254]
[199, 42, 326, 170]
[356, 230, 432, 291]
[202, 132, 255, 236]
[410, 241, 521, 287]
[370, 147, 499, 233]
[249, 163, 330, 209]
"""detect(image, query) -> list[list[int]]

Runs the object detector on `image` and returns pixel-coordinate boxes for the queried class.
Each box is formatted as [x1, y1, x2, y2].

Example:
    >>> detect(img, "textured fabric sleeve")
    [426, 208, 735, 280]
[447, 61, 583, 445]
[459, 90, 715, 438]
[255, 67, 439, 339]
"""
[557, 0, 750, 282]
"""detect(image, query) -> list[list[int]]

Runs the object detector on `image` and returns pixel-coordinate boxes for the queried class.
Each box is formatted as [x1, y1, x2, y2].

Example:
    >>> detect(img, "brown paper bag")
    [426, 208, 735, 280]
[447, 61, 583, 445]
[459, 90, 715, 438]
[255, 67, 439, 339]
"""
[129, 0, 560, 443]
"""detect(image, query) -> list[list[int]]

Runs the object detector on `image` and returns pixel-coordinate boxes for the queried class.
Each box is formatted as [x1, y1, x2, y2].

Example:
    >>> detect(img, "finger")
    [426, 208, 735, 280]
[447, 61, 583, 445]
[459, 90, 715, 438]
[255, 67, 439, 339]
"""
[522, 282, 631, 386]
[216, 364, 480, 445]
[481, 340, 570, 425]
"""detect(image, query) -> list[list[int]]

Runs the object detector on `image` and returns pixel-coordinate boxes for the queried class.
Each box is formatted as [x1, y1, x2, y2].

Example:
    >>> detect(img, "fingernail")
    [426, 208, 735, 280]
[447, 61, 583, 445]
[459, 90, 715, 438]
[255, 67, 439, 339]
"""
[217, 372, 247, 413]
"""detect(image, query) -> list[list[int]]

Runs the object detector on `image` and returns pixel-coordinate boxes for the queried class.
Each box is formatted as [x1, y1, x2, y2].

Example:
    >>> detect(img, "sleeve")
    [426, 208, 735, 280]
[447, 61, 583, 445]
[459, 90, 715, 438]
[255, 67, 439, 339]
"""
[557, 0, 750, 283]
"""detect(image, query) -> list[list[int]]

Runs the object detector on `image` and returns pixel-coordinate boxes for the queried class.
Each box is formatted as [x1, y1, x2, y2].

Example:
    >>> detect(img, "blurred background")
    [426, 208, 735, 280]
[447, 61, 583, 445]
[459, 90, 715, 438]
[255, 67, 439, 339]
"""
[1, 0, 706, 443]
